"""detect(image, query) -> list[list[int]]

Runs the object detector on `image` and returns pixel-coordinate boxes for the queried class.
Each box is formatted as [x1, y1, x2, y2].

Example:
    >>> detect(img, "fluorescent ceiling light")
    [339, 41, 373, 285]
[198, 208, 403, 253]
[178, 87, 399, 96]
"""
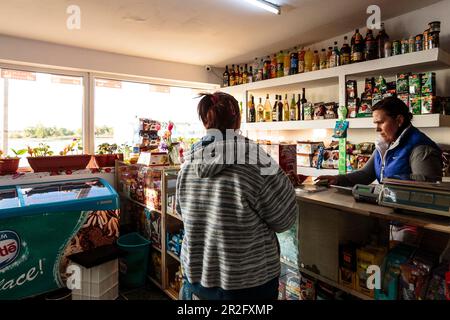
[245, 0, 281, 15]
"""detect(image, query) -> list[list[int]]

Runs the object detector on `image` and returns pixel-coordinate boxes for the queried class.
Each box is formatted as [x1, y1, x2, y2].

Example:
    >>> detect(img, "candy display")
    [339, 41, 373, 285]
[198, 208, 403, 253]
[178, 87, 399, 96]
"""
[399, 250, 436, 300]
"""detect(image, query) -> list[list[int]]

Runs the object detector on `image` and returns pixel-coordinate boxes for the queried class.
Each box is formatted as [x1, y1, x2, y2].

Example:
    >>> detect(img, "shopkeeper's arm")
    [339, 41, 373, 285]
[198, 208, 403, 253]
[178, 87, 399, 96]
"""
[409, 145, 443, 182]
[336, 151, 377, 187]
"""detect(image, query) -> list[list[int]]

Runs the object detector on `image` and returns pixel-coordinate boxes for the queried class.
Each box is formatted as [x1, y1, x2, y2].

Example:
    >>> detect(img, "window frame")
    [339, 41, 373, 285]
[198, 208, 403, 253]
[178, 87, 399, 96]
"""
[0, 63, 219, 160]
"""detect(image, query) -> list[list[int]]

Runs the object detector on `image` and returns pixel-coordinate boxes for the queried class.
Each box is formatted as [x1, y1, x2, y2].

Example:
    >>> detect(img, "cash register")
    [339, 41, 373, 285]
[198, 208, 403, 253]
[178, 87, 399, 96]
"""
[351, 179, 450, 218]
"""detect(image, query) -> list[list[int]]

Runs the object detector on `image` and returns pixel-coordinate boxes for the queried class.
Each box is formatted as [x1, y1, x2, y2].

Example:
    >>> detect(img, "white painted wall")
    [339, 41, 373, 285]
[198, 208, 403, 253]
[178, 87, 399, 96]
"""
[0, 34, 222, 87]
[246, 0, 450, 149]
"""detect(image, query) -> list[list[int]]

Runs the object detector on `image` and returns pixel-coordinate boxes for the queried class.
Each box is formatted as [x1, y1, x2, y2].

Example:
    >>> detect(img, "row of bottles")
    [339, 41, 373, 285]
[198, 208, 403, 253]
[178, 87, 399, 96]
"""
[223, 24, 390, 87]
[247, 88, 309, 123]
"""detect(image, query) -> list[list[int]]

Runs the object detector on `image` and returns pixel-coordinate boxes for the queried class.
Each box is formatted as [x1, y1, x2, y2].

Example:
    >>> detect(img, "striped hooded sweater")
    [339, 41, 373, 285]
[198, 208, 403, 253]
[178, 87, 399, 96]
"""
[176, 133, 298, 290]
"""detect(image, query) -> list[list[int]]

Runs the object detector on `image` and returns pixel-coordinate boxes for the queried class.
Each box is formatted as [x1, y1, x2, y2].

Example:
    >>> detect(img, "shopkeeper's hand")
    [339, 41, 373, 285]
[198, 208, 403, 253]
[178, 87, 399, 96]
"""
[315, 175, 338, 186]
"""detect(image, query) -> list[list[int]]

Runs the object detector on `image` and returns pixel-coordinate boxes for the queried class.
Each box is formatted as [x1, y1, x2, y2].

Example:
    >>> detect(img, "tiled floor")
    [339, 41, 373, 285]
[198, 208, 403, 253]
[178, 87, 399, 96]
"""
[119, 282, 170, 300]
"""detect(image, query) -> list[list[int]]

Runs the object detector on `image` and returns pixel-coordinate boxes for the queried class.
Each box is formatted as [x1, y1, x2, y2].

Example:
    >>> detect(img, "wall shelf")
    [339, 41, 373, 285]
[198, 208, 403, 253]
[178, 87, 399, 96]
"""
[241, 114, 450, 131]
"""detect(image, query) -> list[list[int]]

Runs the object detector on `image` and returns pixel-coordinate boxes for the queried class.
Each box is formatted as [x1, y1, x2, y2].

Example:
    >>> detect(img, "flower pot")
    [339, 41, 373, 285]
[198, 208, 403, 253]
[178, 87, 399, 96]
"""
[0, 158, 20, 175]
[27, 155, 92, 173]
[93, 154, 123, 168]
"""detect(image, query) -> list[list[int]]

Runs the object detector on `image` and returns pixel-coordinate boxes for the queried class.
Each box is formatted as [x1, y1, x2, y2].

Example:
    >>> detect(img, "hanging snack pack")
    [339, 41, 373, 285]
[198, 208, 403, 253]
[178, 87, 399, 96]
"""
[333, 120, 349, 138]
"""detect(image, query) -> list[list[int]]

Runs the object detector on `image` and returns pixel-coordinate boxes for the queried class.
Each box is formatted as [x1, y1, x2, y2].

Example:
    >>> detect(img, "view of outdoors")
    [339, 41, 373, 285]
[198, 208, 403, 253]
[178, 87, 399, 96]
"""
[0, 68, 207, 168]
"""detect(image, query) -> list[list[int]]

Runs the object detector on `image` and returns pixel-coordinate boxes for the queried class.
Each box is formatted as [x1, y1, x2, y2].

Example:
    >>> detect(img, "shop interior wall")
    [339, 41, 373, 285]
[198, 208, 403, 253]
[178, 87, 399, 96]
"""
[247, 0, 450, 149]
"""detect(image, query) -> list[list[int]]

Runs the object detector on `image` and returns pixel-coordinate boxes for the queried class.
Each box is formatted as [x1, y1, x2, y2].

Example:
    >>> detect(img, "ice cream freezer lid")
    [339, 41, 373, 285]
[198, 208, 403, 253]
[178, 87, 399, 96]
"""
[0, 188, 20, 210]
[0, 178, 118, 217]
[20, 179, 113, 205]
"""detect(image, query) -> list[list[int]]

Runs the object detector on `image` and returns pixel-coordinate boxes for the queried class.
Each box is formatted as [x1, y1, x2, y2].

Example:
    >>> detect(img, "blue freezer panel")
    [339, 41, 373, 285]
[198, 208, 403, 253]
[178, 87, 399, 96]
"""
[0, 188, 21, 210]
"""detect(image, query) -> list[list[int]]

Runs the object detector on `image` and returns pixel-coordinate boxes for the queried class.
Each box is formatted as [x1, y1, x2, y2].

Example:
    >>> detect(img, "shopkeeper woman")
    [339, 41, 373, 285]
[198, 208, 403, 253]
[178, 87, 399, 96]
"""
[316, 96, 443, 186]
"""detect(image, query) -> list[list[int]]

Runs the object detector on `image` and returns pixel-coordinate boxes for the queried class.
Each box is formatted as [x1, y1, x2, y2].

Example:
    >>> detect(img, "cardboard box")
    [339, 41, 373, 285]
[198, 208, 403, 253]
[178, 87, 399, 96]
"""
[297, 141, 324, 155]
[356, 246, 387, 298]
[262, 144, 297, 176]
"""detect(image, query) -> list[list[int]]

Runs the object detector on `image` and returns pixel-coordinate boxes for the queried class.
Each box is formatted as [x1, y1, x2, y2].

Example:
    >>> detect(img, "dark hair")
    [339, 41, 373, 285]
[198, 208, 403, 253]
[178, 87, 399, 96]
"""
[197, 92, 241, 132]
[372, 96, 413, 128]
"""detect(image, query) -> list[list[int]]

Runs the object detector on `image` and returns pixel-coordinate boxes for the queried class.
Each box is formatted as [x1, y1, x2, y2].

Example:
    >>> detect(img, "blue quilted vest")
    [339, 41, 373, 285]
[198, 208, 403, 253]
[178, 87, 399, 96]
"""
[374, 126, 441, 182]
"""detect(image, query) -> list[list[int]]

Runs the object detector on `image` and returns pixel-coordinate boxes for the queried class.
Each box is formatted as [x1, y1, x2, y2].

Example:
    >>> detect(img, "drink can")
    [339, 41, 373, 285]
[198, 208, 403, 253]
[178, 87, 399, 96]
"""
[428, 32, 440, 49]
[423, 29, 429, 50]
[415, 34, 423, 52]
[401, 40, 409, 54]
[393, 40, 401, 55]
[428, 21, 441, 33]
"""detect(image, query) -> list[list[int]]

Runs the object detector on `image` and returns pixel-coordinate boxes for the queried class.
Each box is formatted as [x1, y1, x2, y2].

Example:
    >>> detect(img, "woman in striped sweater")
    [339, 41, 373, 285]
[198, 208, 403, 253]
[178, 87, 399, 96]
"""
[176, 92, 298, 300]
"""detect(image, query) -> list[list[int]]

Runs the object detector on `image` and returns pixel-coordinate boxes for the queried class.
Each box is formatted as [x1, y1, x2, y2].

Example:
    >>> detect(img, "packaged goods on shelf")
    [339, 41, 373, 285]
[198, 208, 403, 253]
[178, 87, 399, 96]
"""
[375, 244, 415, 300]
[421, 95, 437, 114]
[324, 102, 338, 119]
[357, 98, 373, 118]
[409, 95, 422, 115]
[313, 103, 327, 120]
[297, 141, 324, 155]
[339, 242, 359, 290]
[424, 262, 450, 300]
[409, 73, 422, 95]
[281, 266, 301, 300]
[346, 154, 358, 172]
[396, 73, 410, 94]
[421, 72, 436, 95]
[261, 143, 297, 177]
[297, 154, 314, 167]
[166, 229, 184, 257]
[398, 250, 437, 300]
[347, 99, 359, 118]
[397, 93, 410, 108]
[346, 80, 358, 100]
[303, 102, 314, 120]
[147, 209, 161, 249]
[356, 246, 387, 298]
[374, 76, 387, 95]
[356, 155, 371, 169]
[321, 150, 340, 169]
[278, 215, 299, 268]
[299, 272, 316, 300]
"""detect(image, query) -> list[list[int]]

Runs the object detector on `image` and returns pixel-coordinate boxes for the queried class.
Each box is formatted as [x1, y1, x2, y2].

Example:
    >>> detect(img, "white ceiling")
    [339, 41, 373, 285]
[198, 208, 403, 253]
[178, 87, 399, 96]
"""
[0, 0, 442, 67]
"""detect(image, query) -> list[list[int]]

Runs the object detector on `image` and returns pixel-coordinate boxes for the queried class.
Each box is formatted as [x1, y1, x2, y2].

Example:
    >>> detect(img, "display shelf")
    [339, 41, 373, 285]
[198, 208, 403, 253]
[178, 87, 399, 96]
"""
[167, 211, 183, 222]
[119, 193, 163, 215]
[221, 48, 450, 94]
[148, 276, 163, 290]
[241, 114, 450, 131]
[167, 251, 181, 263]
[299, 267, 373, 300]
[164, 288, 179, 300]
[297, 167, 339, 177]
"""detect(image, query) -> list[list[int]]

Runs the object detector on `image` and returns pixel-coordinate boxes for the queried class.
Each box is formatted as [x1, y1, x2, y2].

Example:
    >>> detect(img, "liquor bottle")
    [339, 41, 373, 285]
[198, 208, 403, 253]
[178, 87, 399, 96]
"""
[312, 50, 320, 71]
[277, 95, 284, 121]
[248, 66, 253, 83]
[351, 29, 364, 63]
[298, 47, 306, 73]
[230, 64, 236, 86]
[301, 88, 307, 121]
[223, 65, 229, 87]
[330, 41, 340, 68]
[290, 94, 297, 121]
[364, 29, 377, 60]
[257, 97, 264, 122]
[238, 65, 243, 84]
[243, 64, 249, 84]
[277, 51, 284, 78]
[290, 47, 298, 75]
[319, 49, 328, 70]
[283, 94, 290, 121]
[258, 58, 264, 81]
[272, 95, 279, 122]
[284, 50, 290, 77]
[326, 47, 333, 69]
[235, 65, 240, 85]
[252, 57, 259, 81]
[248, 95, 256, 122]
[264, 94, 272, 121]
[263, 56, 271, 80]
[297, 93, 302, 121]
[270, 55, 277, 79]
[340, 36, 351, 65]
[376, 23, 389, 58]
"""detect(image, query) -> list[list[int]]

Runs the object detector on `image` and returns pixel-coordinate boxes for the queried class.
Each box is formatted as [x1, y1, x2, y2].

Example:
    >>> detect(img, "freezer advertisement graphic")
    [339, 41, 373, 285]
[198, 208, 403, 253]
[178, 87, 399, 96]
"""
[0, 211, 89, 300]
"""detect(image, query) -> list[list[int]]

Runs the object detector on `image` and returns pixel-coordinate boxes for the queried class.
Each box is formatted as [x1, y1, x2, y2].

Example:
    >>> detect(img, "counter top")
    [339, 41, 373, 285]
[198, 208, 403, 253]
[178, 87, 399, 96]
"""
[296, 188, 450, 234]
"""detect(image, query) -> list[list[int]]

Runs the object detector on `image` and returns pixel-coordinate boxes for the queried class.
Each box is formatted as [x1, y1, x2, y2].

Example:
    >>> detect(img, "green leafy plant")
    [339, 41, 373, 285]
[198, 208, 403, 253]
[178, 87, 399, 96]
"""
[27, 143, 54, 157]
[11, 148, 27, 157]
[118, 144, 131, 155]
[96, 143, 119, 155]
[60, 138, 83, 156]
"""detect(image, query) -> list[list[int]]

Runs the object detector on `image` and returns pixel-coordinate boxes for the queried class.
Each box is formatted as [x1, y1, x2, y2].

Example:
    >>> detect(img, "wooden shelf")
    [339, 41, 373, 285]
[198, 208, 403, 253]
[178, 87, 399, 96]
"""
[166, 211, 183, 221]
[241, 114, 450, 131]
[299, 267, 373, 300]
[152, 244, 162, 253]
[119, 193, 163, 214]
[164, 288, 179, 300]
[222, 48, 450, 94]
[167, 251, 181, 262]
[148, 276, 163, 290]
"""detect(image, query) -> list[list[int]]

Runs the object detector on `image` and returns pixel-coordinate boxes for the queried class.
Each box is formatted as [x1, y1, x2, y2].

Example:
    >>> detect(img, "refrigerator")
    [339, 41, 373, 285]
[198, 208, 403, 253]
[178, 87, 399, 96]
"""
[0, 178, 119, 300]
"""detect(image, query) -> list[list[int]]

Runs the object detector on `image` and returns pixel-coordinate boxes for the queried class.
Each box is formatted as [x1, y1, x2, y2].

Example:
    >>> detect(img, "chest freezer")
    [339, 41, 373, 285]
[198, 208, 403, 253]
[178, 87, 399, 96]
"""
[0, 178, 119, 300]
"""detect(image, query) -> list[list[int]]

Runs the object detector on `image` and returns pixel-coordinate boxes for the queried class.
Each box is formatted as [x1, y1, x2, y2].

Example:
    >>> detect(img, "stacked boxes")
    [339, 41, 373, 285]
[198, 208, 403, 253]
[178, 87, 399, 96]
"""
[356, 246, 387, 298]
[396, 72, 437, 115]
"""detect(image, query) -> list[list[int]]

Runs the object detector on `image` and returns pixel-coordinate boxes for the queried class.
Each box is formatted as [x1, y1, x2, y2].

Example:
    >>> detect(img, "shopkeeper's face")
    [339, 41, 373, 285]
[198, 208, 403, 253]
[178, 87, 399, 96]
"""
[373, 110, 403, 144]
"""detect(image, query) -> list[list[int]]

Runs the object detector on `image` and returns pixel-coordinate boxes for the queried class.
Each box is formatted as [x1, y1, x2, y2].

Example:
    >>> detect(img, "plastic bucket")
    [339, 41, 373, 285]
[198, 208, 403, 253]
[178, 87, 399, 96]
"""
[117, 232, 150, 288]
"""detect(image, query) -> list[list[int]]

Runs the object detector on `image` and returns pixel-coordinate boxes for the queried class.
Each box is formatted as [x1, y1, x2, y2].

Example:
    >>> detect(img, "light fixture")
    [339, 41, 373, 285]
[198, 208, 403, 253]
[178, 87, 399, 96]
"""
[245, 0, 281, 15]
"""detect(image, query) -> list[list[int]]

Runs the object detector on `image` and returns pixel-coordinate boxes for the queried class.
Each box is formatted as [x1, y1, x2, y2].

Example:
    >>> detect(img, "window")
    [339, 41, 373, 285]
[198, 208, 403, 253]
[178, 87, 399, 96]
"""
[94, 78, 205, 150]
[0, 68, 84, 167]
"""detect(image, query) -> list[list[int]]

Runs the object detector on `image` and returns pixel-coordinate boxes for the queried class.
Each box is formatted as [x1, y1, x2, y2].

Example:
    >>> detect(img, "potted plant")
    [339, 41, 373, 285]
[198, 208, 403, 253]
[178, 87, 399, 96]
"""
[0, 149, 27, 175]
[93, 143, 126, 168]
[27, 139, 92, 173]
